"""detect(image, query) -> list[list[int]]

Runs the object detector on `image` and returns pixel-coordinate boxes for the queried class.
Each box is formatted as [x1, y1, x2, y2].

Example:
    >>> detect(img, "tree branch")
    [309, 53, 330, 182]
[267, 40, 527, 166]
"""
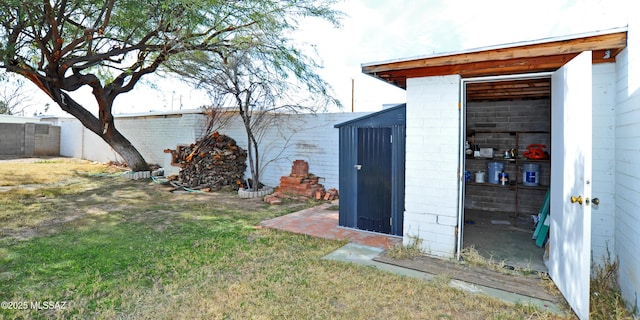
[43, 1, 63, 57]
[96, 0, 115, 33]
[21, 3, 53, 71]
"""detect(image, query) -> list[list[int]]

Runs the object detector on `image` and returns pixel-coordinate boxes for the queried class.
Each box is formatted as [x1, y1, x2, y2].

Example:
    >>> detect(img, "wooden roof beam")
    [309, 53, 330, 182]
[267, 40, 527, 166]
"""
[362, 29, 627, 90]
[363, 31, 626, 74]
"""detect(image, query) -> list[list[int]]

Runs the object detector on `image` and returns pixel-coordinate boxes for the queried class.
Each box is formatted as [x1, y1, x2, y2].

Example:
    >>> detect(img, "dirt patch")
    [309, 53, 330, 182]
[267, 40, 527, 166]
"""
[0, 176, 87, 192]
[0, 156, 73, 163]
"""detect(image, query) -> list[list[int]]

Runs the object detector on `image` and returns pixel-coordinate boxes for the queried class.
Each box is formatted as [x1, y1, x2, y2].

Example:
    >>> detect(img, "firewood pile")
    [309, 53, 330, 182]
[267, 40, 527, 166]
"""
[164, 131, 247, 191]
[264, 160, 339, 205]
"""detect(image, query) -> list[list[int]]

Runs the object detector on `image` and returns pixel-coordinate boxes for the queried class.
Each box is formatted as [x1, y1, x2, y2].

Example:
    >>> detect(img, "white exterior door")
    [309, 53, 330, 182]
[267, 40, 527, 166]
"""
[549, 51, 593, 320]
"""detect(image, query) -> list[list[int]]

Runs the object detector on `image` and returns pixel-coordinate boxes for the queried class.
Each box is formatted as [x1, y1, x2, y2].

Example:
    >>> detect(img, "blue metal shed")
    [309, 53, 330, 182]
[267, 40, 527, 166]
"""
[334, 104, 406, 236]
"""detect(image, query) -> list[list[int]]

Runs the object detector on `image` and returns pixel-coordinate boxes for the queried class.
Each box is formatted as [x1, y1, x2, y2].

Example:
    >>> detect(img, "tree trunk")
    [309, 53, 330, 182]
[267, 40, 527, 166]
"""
[242, 114, 261, 191]
[104, 132, 150, 172]
[250, 135, 260, 192]
[55, 91, 150, 172]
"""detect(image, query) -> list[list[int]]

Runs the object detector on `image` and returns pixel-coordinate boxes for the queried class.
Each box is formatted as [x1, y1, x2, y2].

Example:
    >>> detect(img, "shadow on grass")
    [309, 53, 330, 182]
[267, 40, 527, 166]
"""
[1, 173, 297, 241]
[0, 171, 568, 319]
[0, 217, 254, 317]
[0, 175, 304, 318]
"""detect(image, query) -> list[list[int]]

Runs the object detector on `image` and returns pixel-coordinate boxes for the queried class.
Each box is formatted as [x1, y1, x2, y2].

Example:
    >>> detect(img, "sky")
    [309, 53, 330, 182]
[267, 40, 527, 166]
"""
[307, 0, 629, 112]
[12, 0, 630, 116]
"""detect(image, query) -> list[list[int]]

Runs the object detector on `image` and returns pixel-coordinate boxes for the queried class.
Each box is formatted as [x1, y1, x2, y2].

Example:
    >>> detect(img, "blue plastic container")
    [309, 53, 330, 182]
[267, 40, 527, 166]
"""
[488, 162, 505, 184]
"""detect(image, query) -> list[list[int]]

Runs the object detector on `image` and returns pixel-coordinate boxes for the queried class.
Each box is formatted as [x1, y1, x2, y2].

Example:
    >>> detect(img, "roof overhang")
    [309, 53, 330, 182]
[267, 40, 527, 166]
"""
[362, 28, 628, 90]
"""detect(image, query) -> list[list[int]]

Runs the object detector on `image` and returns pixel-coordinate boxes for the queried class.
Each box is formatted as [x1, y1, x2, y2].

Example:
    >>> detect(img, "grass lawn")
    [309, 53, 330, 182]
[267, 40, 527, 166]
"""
[0, 158, 572, 319]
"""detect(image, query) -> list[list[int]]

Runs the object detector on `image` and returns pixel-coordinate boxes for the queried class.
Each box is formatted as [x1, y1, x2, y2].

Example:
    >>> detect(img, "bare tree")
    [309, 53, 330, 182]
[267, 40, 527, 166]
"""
[171, 47, 341, 191]
[0, 73, 36, 115]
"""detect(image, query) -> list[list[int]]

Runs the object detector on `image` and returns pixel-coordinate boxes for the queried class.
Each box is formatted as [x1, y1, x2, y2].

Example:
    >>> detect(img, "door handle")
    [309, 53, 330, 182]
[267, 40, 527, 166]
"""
[354, 164, 362, 170]
[570, 195, 583, 205]
[592, 198, 600, 205]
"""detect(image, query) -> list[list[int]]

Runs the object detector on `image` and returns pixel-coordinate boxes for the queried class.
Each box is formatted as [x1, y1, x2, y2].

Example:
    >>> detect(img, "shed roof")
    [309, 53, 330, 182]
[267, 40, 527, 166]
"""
[334, 103, 406, 128]
[362, 27, 628, 90]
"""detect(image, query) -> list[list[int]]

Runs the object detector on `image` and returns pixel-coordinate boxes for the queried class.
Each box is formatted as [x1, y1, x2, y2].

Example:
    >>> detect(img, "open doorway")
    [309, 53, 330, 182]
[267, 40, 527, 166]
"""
[460, 76, 552, 272]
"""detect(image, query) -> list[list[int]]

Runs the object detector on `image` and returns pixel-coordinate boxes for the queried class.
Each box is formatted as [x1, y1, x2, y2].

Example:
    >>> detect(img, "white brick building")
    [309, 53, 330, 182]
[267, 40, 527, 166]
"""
[362, 21, 638, 319]
[43, 17, 638, 320]
[403, 75, 460, 257]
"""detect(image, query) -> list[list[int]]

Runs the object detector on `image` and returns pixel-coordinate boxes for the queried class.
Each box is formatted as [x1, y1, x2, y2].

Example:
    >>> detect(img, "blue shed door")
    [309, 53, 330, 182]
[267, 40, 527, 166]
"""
[356, 128, 392, 234]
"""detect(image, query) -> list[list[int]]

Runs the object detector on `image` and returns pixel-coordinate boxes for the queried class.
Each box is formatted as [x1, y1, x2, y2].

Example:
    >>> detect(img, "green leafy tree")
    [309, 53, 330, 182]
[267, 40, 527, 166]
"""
[0, 0, 341, 171]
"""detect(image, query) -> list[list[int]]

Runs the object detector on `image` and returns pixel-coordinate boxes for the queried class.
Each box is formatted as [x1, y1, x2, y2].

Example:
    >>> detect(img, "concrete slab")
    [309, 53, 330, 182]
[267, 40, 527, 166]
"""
[323, 242, 435, 280]
[323, 242, 566, 317]
[463, 209, 547, 272]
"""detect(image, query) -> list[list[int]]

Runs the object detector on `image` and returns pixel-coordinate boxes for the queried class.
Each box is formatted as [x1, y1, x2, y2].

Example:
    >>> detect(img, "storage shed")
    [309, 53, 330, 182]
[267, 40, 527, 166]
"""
[360, 24, 639, 319]
[334, 104, 406, 236]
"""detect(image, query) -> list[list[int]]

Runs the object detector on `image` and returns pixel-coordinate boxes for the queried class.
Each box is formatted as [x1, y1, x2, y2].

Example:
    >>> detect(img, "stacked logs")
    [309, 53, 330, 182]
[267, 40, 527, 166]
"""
[164, 132, 247, 191]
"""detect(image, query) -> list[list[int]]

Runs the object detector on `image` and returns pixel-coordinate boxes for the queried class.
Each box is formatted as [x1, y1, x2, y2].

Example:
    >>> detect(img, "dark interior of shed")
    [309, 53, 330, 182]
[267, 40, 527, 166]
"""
[462, 77, 551, 272]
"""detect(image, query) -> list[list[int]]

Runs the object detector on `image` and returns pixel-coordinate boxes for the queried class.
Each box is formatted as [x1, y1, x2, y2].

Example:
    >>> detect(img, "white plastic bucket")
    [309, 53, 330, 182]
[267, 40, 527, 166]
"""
[522, 163, 540, 186]
[475, 171, 486, 183]
[488, 162, 505, 184]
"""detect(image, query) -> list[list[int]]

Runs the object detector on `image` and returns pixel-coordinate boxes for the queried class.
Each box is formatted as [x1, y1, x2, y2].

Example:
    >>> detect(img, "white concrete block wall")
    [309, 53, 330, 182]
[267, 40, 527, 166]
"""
[115, 113, 208, 174]
[214, 112, 367, 190]
[267, 113, 367, 190]
[57, 110, 365, 190]
[57, 111, 209, 175]
[591, 63, 617, 265]
[74, 112, 206, 174]
[80, 126, 117, 162]
[57, 119, 84, 158]
[615, 19, 640, 314]
[404, 75, 461, 258]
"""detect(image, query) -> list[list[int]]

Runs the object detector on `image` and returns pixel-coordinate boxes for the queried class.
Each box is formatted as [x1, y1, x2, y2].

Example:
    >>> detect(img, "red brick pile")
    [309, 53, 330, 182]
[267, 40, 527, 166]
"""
[264, 160, 339, 205]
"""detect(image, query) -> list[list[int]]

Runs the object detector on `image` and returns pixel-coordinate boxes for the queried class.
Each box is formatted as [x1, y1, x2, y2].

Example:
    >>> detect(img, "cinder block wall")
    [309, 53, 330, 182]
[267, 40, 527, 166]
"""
[404, 75, 461, 258]
[117, 113, 208, 166]
[0, 123, 26, 155]
[55, 111, 366, 190]
[58, 111, 210, 174]
[0, 122, 60, 156]
[24, 124, 35, 155]
[464, 99, 551, 216]
[34, 124, 61, 155]
[215, 113, 367, 190]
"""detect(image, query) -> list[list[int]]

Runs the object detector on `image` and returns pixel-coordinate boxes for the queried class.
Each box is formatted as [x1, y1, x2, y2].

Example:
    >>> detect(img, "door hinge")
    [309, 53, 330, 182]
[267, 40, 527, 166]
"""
[390, 134, 393, 143]
[390, 217, 392, 226]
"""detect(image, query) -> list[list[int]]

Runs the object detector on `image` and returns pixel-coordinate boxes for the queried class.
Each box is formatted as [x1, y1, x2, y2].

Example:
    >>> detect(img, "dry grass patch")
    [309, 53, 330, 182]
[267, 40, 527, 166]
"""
[590, 253, 635, 319]
[0, 159, 584, 319]
[385, 235, 424, 260]
[461, 246, 535, 276]
[0, 158, 122, 186]
[462, 246, 636, 319]
[78, 230, 566, 320]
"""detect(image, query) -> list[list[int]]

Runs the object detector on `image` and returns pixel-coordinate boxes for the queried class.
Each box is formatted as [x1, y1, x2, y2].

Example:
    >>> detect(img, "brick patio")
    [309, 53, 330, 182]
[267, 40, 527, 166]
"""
[259, 202, 402, 249]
